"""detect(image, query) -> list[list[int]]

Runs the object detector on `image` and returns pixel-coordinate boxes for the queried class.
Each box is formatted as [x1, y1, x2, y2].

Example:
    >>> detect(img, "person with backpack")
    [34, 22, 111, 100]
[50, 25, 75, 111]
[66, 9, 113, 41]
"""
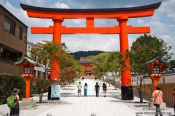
[102, 83, 107, 97]
[7, 88, 20, 116]
[95, 82, 100, 97]
[152, 86, 163, 116]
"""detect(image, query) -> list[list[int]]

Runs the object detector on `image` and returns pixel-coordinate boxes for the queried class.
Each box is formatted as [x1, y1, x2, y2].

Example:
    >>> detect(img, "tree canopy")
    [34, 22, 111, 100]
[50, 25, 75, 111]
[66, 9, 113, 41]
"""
[31, 41, 82, 84]
[92, 52, 122, 78]
[130, 34, 172, 74]
[71, 51, 104, 60]
[168, 60, 175, 71]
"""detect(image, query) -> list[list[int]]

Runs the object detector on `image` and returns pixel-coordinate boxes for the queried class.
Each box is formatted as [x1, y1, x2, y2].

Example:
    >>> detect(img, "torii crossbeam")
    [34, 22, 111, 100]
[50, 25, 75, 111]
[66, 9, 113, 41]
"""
[21, 2, 161, 100]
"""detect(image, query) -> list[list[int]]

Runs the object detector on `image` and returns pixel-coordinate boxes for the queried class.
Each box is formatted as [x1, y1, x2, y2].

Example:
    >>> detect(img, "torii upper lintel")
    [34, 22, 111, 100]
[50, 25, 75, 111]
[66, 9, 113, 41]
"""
[21, 2, 161, 19]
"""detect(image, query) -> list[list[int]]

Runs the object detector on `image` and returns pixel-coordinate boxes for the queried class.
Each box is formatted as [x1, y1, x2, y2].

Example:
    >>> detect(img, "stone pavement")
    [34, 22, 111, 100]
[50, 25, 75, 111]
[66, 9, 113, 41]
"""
[0, 79, 174, 116]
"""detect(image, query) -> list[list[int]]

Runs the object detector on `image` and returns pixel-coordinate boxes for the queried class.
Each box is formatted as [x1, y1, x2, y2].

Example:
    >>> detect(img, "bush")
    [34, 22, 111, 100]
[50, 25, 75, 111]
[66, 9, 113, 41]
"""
[0, 74, 25, 105]
[31, 78, 50, 94]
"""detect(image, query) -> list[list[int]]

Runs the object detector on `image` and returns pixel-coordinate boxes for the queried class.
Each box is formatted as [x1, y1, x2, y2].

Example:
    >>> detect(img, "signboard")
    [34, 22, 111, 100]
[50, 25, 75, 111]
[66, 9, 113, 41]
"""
[51, 85, 60, 99]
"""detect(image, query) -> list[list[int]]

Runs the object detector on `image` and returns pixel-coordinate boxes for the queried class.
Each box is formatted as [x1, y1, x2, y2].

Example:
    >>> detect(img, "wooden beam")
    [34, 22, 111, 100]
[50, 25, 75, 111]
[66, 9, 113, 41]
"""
[86, 18, 94, 27]
[27, 9, 155, 19]
[31, 26, 150, 34]
[61, 26, 120, 34]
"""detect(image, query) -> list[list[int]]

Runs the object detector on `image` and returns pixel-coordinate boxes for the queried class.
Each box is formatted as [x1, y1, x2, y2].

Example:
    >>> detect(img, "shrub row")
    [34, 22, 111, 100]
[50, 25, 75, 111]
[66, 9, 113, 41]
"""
[0, 74, 25, 105]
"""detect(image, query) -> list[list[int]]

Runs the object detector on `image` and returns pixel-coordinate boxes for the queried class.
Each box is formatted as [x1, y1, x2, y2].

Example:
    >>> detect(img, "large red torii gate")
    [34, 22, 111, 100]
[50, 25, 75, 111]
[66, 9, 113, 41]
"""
[21, 2, 161, 100]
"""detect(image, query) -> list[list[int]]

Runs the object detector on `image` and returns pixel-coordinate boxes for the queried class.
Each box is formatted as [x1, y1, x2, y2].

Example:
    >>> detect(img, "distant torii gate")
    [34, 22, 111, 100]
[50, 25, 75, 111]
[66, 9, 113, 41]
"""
[21, 2, 161, 100]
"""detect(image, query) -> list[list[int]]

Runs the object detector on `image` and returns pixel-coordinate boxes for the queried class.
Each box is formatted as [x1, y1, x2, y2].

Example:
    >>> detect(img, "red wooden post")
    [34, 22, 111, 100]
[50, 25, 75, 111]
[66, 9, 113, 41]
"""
[118, 17, 133, 100]
[50, 19, 63, 80]
[153, 76, 159, 90]
[25, 76, 30, 98]
[118, 17, 131, 86]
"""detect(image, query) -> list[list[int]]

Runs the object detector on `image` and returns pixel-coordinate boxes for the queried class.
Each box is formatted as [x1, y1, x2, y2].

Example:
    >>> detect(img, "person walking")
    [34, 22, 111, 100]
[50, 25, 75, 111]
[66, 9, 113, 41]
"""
[77, 82, 82, 96]
[102, 83, 107, 97]
[48, 85, 51, 100]
[152, 86, 163, 116]
[9, 88, 20, 116]
[95, 82, 100, 97]
[84, 83, 88, 96]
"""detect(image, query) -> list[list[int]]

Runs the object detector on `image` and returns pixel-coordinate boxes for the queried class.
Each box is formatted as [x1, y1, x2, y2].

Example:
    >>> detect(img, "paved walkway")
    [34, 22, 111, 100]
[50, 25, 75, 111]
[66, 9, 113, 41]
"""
[36, 79, 136, 116]
[0, 79, 174, 116]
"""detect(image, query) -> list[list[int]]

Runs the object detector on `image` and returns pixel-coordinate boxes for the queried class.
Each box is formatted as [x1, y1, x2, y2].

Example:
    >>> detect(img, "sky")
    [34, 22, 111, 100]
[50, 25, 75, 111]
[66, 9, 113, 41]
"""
[0, 0, 175, 58]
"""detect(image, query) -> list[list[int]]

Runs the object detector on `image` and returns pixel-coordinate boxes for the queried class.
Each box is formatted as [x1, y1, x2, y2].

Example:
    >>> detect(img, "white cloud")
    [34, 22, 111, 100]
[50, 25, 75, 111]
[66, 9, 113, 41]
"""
[149, 20, 175, 58]
[95, 19, 117, 27]
[20, 0, 45, 7]
[71, 19, 84, 25]
[53, 2, 70, 9]
[63, 19, 85, 27]
[159, 0, 175, 20]
[62, 34, 120, 52]
[135, 19, 145, 25]
[150, 20, 175, 36]
[0, 0, 5, 5]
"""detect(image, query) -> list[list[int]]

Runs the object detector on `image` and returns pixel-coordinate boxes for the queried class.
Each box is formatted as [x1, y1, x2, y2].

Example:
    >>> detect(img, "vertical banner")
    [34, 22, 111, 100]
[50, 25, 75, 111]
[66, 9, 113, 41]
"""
[51, 85, 60, 100]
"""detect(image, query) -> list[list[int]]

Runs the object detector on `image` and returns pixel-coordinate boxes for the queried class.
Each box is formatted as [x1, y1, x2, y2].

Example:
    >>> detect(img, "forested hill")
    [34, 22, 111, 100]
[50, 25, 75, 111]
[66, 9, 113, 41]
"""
[71, 51, 104, 60]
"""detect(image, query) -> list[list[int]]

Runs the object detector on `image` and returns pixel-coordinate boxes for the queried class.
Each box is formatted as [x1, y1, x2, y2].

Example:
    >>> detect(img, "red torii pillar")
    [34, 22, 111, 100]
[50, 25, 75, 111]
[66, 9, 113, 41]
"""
[118, 17, 132, 99]
[21, 2, 161, 100]
[50, 18, 63, 80]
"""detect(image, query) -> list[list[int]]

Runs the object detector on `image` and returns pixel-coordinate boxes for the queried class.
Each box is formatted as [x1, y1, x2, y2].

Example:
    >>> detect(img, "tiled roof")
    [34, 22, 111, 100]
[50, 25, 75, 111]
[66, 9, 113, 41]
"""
[21, 2, 161, 13]
[80, 57, 93, 64]
[14, 56, 37, 65]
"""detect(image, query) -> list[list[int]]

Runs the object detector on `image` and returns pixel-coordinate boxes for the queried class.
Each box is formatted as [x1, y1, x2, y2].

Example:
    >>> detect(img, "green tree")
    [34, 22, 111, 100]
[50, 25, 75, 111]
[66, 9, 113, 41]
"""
[31, 41, 82, 102]
[59, 50, 82, 87]
[92, 52, 122, 85]
[168, 60, 175, 71]
[92, 52, 109, 78]
[31, 41, 61, 79]
[130, 34, 172, 102]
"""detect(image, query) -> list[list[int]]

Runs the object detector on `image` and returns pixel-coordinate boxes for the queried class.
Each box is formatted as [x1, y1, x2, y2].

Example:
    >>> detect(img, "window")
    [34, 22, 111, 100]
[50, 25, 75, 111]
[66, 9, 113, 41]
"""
[4, 16, 16, 35]
[153, 67, 160, 74]
[24, 67, 30, 74]
[19, 26, 23, 40]
[0, 45, 22, 63]
[23, 31, 27, 42]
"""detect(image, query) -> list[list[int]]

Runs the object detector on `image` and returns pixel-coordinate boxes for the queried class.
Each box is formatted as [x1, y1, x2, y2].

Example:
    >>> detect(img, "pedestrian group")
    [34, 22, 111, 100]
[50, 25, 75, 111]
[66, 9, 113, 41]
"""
[77, 82, 107, 97]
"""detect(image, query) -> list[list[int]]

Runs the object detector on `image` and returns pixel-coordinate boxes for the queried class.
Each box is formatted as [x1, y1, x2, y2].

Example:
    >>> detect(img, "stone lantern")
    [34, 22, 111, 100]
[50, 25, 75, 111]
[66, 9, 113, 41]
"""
[15, 56, 37, 98]
[14, 56, 37, 109]
[146, 57, 166, 90]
